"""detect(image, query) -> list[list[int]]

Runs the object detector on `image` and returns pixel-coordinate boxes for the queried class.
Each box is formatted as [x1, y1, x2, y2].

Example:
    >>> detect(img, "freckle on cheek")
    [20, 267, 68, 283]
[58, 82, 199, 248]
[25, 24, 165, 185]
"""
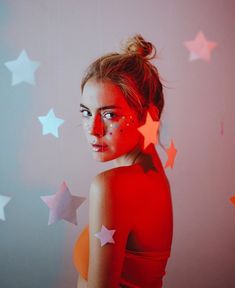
[113, 124, 119, 129]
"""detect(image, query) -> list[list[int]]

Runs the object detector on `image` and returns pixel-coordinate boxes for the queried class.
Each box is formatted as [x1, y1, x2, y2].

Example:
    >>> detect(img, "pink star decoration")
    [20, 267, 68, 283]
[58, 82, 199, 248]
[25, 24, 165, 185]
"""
[94, 224, 116, 247]
[184, 31, 217, 62]
[41, 181, 86, 225]
[137, 112, 160, 149]
[165, 139, 177, 169]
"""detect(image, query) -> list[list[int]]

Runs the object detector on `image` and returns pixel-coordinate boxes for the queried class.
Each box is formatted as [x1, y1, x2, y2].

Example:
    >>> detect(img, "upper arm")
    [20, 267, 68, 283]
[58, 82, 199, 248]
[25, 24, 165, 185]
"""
[87, 171, 133, 288]
[77, 273, 88, 288]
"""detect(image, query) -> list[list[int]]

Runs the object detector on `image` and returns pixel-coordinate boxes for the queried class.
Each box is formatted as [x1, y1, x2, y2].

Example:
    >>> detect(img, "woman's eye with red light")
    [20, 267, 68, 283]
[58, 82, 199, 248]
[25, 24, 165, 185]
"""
[103, 112, 118, 120]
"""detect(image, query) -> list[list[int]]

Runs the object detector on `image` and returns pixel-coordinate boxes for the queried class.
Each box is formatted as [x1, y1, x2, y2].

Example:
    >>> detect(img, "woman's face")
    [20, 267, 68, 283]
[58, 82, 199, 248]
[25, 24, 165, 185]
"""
[80, 78, 142, 162]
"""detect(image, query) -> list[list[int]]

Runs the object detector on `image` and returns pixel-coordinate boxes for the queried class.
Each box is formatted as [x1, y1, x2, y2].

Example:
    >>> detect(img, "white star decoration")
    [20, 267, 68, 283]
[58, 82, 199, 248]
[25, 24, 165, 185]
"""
[4, 49, 40, 85]
[41, 181, 86, 225]
[38, 108, 65, 138]
[0, 195, 11, 221]
[95, 225, 116, 247]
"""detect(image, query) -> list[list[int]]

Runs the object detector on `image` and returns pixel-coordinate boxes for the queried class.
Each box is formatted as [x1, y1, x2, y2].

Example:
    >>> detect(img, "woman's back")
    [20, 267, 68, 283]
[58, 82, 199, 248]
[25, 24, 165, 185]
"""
[73, 159, 173, 287]
[113, 159, 173, 254]
[113, 160, 173, 287]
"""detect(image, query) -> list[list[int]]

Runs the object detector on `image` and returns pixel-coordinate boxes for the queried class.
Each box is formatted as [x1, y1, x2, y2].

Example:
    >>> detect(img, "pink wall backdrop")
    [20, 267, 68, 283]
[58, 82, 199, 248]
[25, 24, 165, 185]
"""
[0, 0, 234, 287]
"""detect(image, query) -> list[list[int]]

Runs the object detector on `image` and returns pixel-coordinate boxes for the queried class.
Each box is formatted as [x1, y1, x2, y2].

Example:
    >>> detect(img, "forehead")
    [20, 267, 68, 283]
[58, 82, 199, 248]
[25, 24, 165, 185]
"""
[81, 79, 130, 109]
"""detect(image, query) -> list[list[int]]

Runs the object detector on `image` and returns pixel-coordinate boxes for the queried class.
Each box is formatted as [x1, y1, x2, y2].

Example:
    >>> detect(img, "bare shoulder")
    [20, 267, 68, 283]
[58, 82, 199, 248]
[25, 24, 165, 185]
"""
[90, 165, 140, 195]
[89, 165, 142, 216]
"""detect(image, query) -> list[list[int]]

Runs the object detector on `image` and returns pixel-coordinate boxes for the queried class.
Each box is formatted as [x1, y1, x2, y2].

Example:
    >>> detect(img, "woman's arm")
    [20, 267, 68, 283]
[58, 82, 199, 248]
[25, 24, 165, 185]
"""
[87, 170, 133, 288]
[77, 274, 88, 288]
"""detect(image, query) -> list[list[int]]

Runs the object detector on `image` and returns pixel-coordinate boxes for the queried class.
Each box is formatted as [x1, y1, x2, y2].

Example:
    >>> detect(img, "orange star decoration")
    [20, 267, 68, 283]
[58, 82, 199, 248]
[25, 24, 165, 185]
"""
[165, 139, 177, 169]
[137, 112, 160, 149]
[230, 196, 235, 206]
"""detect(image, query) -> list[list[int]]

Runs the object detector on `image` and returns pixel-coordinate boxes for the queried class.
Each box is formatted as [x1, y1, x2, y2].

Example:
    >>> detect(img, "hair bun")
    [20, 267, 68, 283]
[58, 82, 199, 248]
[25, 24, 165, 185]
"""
[121, 34, 156, 60]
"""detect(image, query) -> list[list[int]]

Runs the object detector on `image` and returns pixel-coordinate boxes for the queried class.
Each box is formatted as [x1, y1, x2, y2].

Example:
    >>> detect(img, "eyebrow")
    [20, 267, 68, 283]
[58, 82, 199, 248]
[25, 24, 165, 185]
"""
[80, 103, 122, 111]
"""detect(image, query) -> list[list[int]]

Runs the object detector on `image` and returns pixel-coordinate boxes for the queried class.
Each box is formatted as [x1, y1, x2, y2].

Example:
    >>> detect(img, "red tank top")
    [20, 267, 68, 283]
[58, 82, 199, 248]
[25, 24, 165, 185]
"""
[73, 225, 171, 288]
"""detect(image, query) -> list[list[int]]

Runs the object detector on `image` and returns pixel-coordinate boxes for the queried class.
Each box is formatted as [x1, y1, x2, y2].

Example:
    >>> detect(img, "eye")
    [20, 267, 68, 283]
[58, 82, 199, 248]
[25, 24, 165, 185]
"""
[80, 109, 91, 117]
[103, 112, 117, 120]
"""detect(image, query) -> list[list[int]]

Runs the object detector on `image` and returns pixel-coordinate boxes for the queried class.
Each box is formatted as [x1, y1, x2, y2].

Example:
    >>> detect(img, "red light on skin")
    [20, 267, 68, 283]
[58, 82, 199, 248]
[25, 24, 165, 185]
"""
[81, 79, 142, 162]
[92, 144, 108, 152]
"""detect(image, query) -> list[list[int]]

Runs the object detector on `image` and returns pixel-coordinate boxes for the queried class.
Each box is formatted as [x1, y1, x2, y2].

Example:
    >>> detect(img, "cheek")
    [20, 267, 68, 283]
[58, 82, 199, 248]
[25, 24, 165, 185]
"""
[82, 123, 89, 138]
[82, 120, 92, 136]
[82, 120, 89, 130]
[105, 117, 139, 144]
[105, 124, 118, 141]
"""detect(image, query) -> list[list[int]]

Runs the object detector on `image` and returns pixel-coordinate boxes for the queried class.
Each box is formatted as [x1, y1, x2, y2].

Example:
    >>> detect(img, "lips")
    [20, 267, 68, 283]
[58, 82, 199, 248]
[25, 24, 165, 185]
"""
[91, 144, 108, 152]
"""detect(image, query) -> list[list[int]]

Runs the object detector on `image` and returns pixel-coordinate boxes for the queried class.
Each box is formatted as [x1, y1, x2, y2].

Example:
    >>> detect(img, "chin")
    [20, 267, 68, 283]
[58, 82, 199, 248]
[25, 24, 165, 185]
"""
[93, 156, 110, 162]
[92, 150, 123, 163]
[92, 152, 113, 162]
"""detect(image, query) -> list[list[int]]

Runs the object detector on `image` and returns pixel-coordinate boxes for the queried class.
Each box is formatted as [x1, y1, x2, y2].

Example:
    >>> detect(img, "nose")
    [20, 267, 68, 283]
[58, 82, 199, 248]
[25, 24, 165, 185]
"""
[88, 114, 105, 137]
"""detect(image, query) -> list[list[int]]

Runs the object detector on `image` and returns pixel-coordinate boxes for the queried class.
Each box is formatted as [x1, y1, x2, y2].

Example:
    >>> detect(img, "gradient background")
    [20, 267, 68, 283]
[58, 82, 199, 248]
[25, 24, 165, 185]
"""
[0, 0, 234, 287]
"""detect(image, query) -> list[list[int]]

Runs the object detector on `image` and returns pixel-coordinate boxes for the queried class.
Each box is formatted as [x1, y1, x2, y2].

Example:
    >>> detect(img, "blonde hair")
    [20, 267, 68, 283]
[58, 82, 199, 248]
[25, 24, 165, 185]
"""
[81, 34, 164, 121]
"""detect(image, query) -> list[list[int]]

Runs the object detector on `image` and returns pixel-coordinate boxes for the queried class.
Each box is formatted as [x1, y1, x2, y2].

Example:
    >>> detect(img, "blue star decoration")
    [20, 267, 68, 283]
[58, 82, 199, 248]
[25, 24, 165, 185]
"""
[0, 194, 11, 221]
[41, 181, 86, 225]
[4, 49, 40, 85]
[38, 108, 65, 138]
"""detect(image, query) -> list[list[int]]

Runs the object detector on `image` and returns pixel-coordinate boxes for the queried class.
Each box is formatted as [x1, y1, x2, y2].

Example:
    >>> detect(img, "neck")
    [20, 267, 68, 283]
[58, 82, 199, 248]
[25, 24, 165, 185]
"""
[113, 144, 161, 172]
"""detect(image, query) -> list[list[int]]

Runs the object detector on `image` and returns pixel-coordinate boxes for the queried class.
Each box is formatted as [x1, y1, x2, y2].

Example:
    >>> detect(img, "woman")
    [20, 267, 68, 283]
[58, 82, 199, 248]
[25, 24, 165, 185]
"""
[73, 34, 173, 288]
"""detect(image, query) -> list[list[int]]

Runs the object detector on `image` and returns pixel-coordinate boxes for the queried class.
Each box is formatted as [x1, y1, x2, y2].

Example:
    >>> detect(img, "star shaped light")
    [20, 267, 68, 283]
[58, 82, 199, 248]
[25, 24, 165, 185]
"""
[41, 181, 86, 225]
[184, 31, 217, 62]
[137, 112, 160, 149]
[94, 225, 116, 247]
[230, 196, 235, 206]
[38, 108, 64, 138]
[0, 195, 11, 221]
[4, 49, 40, 85]
[165, 139, 177, 169]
